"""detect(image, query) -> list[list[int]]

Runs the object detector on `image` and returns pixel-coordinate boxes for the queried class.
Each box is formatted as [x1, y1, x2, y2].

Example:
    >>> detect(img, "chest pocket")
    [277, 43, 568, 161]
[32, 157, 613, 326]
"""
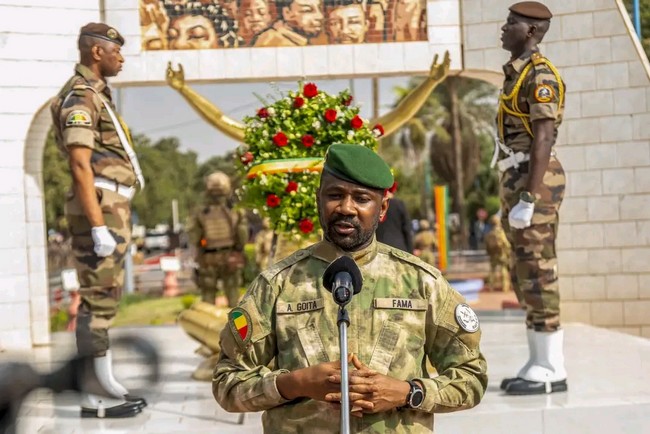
[276, 298, 329, 367]
[368, 298, 428, 375]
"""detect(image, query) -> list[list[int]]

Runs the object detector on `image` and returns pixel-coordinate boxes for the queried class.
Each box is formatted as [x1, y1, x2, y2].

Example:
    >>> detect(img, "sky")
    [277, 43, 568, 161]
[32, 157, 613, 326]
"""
[117, 76, 415, 162]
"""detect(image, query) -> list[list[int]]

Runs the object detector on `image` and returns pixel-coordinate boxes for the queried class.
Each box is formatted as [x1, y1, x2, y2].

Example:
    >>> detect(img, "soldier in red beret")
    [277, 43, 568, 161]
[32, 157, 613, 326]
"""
[50, 24, 147, 418]
[495, 2, 568, 396]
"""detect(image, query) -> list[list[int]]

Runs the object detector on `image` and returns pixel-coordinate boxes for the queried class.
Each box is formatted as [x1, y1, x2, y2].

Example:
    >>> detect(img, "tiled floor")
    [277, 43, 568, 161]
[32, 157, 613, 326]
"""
[3, 319, 649, 434]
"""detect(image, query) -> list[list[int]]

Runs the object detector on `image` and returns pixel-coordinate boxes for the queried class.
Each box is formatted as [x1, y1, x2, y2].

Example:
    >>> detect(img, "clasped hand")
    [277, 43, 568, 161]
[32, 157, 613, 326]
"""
[322, 354, 409, 417]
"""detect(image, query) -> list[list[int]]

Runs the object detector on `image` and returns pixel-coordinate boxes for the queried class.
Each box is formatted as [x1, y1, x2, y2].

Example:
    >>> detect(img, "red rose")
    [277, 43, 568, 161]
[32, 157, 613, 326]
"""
[350, 115, 363, 130]
[343, 95, 353, 106]
[303, 83, 318, 98]
[240, 151, 253, 165]
[294, 97, 305, 108]
[301, 134, 314, 147]
[285, 181, 299, 193]
[266, 194, 281, 207]
[324, 109, 337, 123]
[298, 218, 314, 234]
[257, 107, 269, 118]
[272, 131, 288, 147]
[372, 123, 385, 137]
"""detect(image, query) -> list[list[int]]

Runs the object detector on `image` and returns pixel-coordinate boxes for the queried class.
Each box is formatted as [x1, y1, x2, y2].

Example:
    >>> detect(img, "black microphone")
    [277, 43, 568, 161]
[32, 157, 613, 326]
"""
[322, 256, 363, 306]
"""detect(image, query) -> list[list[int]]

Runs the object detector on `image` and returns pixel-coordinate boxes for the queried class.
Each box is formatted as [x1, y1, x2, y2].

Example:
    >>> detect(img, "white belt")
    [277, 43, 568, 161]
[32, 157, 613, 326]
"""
[497, 150, 557, 173]
[497, 152, 530, 172]
[94, 176, 136, 200]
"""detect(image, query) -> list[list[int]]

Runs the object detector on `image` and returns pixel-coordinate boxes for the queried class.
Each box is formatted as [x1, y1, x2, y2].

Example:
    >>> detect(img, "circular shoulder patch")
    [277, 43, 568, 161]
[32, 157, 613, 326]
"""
[455, 303, 479, 333]
[229, 308, 252, 348]
[534, 84, 554, 103]
[107, 28, 118, 40]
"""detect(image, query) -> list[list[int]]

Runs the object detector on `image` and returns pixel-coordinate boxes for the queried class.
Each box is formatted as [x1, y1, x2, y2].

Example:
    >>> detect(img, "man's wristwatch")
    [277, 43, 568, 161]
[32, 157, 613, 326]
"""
[405, 380, 425, 409]
[520, 190, 535, 203]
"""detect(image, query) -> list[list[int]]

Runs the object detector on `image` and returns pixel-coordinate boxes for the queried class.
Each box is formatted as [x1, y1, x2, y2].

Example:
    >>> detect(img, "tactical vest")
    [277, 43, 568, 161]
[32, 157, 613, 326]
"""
[497, 53, 564, 146]
[199, 205, 236, 250]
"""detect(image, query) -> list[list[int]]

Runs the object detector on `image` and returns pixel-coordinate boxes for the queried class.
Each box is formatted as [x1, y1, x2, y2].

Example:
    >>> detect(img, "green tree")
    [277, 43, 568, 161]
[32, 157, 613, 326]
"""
[392, 76, 498, 248]
[624, 0, 650, 59]
[42, 129, 72, 232]
[131, 135, 200, 228]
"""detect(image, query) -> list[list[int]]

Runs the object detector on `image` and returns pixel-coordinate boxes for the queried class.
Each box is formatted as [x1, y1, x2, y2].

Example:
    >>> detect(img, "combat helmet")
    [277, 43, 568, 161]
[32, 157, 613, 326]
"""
[205, 171, 231, 195]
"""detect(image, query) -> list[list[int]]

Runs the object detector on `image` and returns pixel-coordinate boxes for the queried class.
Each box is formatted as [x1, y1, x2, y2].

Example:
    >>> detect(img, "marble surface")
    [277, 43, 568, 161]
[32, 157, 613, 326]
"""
[2, 319, 649, 434]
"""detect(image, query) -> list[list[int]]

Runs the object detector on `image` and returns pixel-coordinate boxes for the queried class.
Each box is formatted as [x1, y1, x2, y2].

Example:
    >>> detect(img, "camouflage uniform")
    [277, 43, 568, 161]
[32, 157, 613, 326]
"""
[213, 238, 487, 433]
[413, 220, 437, 266]
[253, 219, 275, 271]
[187, 173, 248, 307]
[51, 63, 137, 357]
[484, 216, 511, 292]
[497, 50, 566, 331]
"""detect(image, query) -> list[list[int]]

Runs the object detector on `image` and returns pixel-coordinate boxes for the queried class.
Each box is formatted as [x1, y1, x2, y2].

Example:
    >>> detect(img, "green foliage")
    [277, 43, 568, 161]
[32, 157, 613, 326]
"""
[623, 0, 650, 59]
[180, 294, 198, 310]
[236, 82, 382, 238]
[131, 135, 201, 228]
[243, 242, 258, 285]
[42, 130, 72, 232]
[50, 309, 69, 332]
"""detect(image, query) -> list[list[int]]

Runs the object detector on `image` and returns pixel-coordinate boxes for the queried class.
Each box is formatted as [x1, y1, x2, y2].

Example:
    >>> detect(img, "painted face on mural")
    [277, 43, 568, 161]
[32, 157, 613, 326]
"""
[168, 14, 219, 49]
[283, 0, 324, 38]
[326, 4, 367, 44]
[219, 0, 239, 20]
[239, 0, 273, 37]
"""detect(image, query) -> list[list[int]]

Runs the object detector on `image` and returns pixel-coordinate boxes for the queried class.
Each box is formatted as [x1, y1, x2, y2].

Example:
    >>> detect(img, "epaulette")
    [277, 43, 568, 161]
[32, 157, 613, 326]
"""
[531, 52, 546, 66]
[261, 247, 312, 281]
[384, 245, 441, 279]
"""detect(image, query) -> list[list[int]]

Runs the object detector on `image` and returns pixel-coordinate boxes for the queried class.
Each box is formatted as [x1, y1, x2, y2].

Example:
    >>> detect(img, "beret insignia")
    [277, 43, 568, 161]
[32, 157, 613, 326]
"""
[534, 84, 554, 103]
[455, 303, 479, 333]
[65, 110, 92, 127]
[107, 28, 118, 39]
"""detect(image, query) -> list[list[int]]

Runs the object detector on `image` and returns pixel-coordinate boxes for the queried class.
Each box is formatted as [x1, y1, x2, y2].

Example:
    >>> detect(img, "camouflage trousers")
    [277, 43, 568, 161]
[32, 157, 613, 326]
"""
[195, 250, 242, 307]
[65, 188, 131, 357]
[500, 156, 565, 332]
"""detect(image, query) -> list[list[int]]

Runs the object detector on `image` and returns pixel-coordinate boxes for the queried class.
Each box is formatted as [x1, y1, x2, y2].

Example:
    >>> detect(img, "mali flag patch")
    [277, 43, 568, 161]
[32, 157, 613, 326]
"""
[229, 308, 252, 348]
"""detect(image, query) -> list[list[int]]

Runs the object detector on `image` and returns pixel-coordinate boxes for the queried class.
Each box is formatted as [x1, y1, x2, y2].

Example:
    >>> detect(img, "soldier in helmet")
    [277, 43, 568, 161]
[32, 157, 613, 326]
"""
[413, 219, 437, 266]
[187, 171, 248, 307]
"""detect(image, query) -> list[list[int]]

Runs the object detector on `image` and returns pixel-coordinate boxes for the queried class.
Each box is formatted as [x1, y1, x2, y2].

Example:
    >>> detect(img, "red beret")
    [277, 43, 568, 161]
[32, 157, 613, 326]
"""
[79, 22, 125, 46]
[509, 1, 552, 20]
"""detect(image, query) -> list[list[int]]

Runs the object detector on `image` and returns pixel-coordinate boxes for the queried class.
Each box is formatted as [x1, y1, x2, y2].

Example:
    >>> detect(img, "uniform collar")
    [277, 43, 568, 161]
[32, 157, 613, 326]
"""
[75, 63, 109, 96]
[502, 49, 539, 78]
[311, 236, 378, 267]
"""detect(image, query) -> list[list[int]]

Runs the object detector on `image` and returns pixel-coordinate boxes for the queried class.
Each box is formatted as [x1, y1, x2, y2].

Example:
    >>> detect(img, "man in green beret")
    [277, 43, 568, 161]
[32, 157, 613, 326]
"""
[496, 1, 568, 396]
[50, 23, 146, 418]
[213, 144, 487, 433]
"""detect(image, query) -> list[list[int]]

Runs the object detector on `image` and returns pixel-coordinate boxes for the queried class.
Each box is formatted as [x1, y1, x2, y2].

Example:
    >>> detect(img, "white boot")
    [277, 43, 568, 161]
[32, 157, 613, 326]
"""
[521, 329, 567, 383]
[506, 329, 568, 395]
[500, 329, 536, 390]
[100, 351, 147, 408]
[80, 394, 141, 418]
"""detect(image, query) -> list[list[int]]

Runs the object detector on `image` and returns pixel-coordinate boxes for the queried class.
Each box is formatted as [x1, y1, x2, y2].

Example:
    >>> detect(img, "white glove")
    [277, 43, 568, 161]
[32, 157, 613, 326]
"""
[91, 226, 117, 257]
[508, 199, 535, 229]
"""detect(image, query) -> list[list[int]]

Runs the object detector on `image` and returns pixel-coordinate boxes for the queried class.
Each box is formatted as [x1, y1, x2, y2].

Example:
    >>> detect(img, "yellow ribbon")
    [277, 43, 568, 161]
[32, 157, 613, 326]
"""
[246, 158, 324, 179]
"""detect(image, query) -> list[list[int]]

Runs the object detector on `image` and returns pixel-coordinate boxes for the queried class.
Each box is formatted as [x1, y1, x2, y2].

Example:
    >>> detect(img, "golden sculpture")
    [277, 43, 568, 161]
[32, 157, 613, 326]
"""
[165, 51, 451, 142]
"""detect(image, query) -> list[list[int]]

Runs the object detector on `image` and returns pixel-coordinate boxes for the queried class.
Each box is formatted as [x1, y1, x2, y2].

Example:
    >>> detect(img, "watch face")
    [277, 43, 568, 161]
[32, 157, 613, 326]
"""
[410, 389, 424, 408]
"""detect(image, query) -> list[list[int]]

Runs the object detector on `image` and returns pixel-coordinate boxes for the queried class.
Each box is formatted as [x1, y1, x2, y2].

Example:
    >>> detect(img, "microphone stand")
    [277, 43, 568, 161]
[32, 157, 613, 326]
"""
[337, 304, 351, 434]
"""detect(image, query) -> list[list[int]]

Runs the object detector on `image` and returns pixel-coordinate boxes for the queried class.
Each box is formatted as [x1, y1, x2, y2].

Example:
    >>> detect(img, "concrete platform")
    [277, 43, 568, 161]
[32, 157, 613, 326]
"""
[2, 319, 648, 434]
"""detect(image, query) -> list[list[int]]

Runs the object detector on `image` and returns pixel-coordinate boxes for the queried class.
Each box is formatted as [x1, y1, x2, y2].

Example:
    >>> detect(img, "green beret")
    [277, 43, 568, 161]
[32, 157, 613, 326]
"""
[79, 22, 125, 46]
[322, 144, 394, 190]
[509, 1, 552, 20]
